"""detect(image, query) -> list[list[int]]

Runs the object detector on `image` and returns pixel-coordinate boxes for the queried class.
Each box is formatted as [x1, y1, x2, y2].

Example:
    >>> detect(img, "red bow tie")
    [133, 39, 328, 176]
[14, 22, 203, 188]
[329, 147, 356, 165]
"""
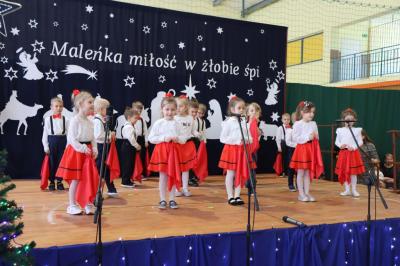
[52, 114, 61, 119]
[285, 125, 291, 129]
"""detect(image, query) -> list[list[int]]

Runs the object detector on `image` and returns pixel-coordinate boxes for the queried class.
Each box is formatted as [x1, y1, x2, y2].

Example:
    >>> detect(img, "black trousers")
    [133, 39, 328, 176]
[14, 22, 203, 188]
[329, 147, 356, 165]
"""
[283, 146, 295, 187]
[120, 140, 137, 184]
[48, 135, 67, 183]
[136, 136, 146, 176]
[96, 143, 116, 192]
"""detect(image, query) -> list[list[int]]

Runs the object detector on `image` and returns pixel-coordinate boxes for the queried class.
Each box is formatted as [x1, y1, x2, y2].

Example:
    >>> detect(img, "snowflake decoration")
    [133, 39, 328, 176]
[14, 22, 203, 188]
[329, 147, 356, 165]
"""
[197, 35, 203, 42]
[129, 18, 134, 23]
[45, 69, 58, 83]
[81, 24, 88, 31]
[85, 5, 93, 13]
[217, 27, 223, 34]
[123, 75, 135, 88]
[28, 19, 38, 29]
[158, 75, 166, 83]
[161, 21, 167, 28]
[143, 26, 150, 34]
[178, 42, 185, 49]
[4, 67, 18, 81]
[271, 112, 280, 122]
[31, 40, 45, 53]
[10, 27, 20, 36]
[206, 78, 217, 89]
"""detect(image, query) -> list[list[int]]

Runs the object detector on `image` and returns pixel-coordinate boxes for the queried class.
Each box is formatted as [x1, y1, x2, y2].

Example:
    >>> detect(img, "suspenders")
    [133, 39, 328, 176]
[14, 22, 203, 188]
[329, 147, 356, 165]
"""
[49, 116, 66, 135]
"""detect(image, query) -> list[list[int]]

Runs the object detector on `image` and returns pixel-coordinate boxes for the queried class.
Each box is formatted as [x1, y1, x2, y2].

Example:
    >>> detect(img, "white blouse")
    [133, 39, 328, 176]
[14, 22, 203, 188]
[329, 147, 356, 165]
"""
[275, 126, 296, 149]
[292, 120, 319, 145]
[335, 127, 363, 150]
[67, 114, 97, 154]
[148, 118, 185, 144]
[175, 115, 199, 141]
[42, 115, 69, 152]
[220, 117, 252, 145]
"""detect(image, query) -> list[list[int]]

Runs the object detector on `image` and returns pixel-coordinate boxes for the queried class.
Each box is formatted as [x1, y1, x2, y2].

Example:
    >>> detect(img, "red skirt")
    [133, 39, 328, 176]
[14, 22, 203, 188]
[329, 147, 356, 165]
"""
[176, 141, 197, 172]
[106, 138, 120, 182]
[218, 144, 256, 188]
[273, 153, 283, 175]
[40, 155, 50, 190]
[148, 142, 181, 191]
[335, 149, 365, 184]
[56, 145, 99, 207]
[290, 140, 324, 179]
[193, 141, 208, 182]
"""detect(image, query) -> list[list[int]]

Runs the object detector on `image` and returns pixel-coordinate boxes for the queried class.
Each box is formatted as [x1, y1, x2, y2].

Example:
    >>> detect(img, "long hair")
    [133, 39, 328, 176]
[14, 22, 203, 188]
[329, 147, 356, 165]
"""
[361, 129, 374, 144]
[73, 91, 93, 112]
[295, 100, 315, 121]
[227, 96, 245, 116]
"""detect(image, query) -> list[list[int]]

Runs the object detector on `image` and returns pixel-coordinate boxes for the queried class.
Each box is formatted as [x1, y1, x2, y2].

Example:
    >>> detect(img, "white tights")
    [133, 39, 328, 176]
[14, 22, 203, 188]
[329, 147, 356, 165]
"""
[225, 170, 241, 199]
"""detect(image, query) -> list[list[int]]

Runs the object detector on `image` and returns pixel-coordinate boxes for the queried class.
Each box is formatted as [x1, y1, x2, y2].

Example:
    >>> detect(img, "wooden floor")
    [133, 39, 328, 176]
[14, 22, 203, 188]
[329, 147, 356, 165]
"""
[11, 175, 400, 248]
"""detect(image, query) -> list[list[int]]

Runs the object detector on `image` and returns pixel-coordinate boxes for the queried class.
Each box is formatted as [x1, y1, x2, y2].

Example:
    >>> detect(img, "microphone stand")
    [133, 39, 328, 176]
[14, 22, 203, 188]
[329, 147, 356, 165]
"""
[235, 115, 260, 266]
[94, 107, 113, 266]
[344, 122, 388, 266]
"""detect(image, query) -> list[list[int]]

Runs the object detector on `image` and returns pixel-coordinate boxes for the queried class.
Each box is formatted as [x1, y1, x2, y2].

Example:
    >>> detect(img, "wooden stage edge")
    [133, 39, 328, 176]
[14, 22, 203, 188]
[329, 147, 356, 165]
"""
[11, 175, 400, 248]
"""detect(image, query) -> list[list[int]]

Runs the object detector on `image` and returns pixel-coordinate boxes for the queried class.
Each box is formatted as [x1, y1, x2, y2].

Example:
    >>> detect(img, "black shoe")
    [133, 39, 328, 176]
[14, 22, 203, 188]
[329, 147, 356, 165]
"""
[121, 181, 135, 188]
[288, 185, 297, 192]
[188, 178, 199, 187]
[228, 198, 237, 206]
[56, 181, 65, 191]
[48, 182, 55, 191]
[234, 197, 244, 205]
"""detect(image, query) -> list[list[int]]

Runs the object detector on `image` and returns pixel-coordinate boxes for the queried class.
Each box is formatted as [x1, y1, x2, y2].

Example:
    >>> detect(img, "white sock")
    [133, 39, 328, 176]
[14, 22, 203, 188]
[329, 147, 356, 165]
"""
[182, 171, 189, 192]
[351, 175, 358, 191]
[234, 186, 241, 198]
[225, 170, 235, 199]
[303, 170, 311, 195]
[159, 172, 167, 202]
[169, 185, 176, 201]
[69, 180, 79, 206]
[297, 169, 305, 197]
[343, 182, 350, 192]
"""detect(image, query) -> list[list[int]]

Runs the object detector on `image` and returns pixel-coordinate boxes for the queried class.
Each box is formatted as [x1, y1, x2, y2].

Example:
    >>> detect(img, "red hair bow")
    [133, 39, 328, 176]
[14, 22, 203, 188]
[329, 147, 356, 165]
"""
[165, 92, 173, 98]
[298, 101, 305, 108]
[179, 94, 188, 99]
[72, 89, 80, 96]
[229, 95, 237, 102]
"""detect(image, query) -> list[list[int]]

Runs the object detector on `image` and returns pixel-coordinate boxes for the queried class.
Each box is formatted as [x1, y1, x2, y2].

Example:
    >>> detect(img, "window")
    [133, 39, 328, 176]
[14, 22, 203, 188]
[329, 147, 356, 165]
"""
[287, 33, 323, 66]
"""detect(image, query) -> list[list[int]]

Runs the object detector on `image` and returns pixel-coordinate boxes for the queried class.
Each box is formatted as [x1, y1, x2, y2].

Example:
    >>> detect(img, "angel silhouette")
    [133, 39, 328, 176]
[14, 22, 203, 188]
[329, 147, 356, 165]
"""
[265, 80, 280, 106]
[17, 50, 44, 80]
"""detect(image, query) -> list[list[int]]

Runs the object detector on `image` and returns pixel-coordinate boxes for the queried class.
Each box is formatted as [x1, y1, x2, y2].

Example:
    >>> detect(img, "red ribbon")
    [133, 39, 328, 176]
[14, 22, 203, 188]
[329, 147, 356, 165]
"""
[52, 114, 61, 119]
[72, 89, 80, 96]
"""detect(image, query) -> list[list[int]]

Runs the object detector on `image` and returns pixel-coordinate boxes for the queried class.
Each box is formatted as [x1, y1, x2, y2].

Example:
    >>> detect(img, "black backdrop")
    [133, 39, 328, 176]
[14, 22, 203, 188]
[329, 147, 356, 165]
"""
[0, 0, 287, 178]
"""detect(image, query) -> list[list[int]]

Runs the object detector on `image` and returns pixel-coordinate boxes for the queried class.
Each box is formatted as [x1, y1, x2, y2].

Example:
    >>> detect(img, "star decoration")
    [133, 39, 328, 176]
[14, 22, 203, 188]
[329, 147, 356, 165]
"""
[45, 69, 58, 82]
[0, 42, 4, 49]
[266, 78, 270, 84]
[269, 60, 277, 70]
[129, 18, 134, 23]
[174, 20, 178, 24]
[161, 21, 167, 28]
[81, 24, 88, 31]
[0, 1, 21, 37]
[143, 26, 150, 34]
[53, 2, 57, 6]
[0, 56, 8, 64]
[181, 75, 199, 99]
[206, 78, 217, 89]
[260, 29, 265, 34]
[4, 67, 18, 81]
[109, 13, 114, 18]
[197, 35, 203, 41]
[10, 27, 20, 36]
[123, 75, 135, 88]
[28, 19, 38, 28]
[271, 112, 280, 122]
[204, 21, 207, 25]
[124, 38, 128, 42]
[217, 27, 223, 34]
[104, 34, 109, 39]
[202, 47, 206, 52]
[53, 21, 59, 27]
[247, 89, 254, 96]
[85, 5, 93, 13]
[178, 42, 185, 49]
[160, 43, 165, 49]
[31, 40, 45, 53]
[227, 93, 236, 101]
[244, 38, 249, 43]
[158, 75, 166, 83]
[277, 71, 285, 81]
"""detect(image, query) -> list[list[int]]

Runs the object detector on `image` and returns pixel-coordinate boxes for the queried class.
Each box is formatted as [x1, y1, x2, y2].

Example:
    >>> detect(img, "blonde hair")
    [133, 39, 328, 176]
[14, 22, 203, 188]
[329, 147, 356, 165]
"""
[51, 97, 63, 106]
[161, 96, 177, 109]
[247, 102, 261, 117]
[295, 100, 315, 121]
[73, 91, 93, 112]
[227, 96, 245, 116]
[176, 97, 189, 114]
[198, 103, 207, 113]
[188, 100, 199, 109]
[94, 98, 110, 113]
[132, 101, 144, 110]
[125, 107, 139, 119]
[282, 113, 290, 119]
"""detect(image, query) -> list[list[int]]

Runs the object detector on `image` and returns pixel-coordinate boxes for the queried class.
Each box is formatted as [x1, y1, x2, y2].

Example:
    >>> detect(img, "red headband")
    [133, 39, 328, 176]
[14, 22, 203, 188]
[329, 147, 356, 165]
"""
[165, 92, 173, 98]
[72, 89, 80, 96]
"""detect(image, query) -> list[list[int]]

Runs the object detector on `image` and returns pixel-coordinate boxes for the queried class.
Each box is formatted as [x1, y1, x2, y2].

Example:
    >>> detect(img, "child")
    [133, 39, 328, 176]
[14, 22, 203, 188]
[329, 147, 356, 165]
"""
[174, 96, 198, 196]
[188, 100, 200, 187]
[93, 97, 118, 196]
[56, 90, 99, 215]
[335, 108, 365, 197]
[246, 102, 262, 193]
[192, 103, 209, 183]
[132, 101, 149, 180]
[380, 153, 395, 188]
[42, 97, 69, 191]
[219, 96, 254, 206]
[114, 107, 129, 174]
[275, 113, 297, 191]
[120, 108, 141, 188]
[290, 101, 324, 202]
[148, 94, 183, 209]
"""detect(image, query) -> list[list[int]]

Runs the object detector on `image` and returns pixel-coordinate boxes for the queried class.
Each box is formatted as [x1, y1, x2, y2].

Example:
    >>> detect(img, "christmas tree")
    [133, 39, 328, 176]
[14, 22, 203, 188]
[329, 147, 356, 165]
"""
[0, 150, 36, 265]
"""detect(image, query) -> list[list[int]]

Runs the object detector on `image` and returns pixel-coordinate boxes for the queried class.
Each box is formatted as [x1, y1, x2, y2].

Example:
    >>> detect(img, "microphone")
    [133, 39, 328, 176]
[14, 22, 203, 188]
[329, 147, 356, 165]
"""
[282, 216, 307, 227]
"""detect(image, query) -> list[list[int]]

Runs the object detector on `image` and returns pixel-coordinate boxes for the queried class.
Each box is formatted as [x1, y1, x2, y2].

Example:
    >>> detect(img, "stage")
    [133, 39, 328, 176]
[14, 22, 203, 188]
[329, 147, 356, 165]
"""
[13, 175, 400, 248]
